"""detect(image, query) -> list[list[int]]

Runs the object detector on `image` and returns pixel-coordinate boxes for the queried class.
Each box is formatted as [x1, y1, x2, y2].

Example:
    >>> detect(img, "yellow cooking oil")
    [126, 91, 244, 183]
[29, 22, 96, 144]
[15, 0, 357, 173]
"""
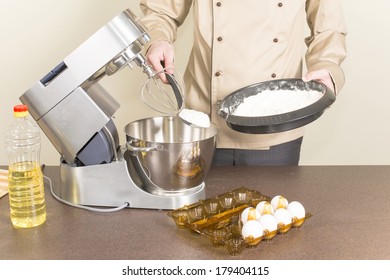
[8, 161, 46, 228]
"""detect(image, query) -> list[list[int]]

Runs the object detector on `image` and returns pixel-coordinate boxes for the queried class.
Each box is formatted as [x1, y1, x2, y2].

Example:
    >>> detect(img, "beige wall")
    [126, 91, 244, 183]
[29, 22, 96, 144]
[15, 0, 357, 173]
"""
[0, 0, 388, 166]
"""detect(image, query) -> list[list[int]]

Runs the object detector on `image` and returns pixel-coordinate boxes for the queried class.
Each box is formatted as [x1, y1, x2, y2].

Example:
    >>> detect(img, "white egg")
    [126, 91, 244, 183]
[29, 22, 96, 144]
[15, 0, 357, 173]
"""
[255, 201, 274, 215]
[241, 220, 263, 245]
[259, 214, 278, 239]
[270, 195, 289, 210]
[240, 207, 261, 224]
[287, 201, 306, 227]
[273, 208, 292, 233]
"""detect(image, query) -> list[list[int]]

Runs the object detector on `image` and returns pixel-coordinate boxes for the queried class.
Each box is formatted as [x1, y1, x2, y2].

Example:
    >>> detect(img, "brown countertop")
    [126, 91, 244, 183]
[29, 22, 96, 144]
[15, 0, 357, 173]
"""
[0, 165, 389, 260]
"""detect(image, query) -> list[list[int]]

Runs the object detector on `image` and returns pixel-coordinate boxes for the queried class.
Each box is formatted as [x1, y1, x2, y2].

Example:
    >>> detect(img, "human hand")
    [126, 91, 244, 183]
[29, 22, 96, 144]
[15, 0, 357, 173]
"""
[146, 40, 175, 83]
[302, 69, 335, 93]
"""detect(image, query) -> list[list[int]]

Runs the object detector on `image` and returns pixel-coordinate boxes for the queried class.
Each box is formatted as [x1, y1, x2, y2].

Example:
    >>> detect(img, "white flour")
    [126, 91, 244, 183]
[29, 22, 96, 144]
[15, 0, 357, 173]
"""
[179, 109, 210, 128]
[232, 89, 323, 117]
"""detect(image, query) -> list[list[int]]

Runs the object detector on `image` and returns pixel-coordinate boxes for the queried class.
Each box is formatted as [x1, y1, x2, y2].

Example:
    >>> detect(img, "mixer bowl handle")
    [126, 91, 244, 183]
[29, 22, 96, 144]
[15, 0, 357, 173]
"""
[126, 140, 160, 153]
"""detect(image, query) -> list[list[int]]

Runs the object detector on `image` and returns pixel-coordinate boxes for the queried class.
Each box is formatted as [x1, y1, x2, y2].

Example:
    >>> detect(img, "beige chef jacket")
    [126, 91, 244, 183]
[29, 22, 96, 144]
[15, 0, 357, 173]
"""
[140, 0, 347, 150]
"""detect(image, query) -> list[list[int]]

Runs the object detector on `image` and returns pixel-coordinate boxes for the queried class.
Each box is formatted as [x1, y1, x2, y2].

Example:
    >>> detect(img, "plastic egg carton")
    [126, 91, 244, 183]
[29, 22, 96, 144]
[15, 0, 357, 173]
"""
[167, 187, 311, 256]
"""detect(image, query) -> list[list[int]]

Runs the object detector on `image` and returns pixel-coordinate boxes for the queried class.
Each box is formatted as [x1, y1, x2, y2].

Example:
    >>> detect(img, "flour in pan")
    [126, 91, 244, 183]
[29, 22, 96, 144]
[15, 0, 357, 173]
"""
[232, 89, 323, 117]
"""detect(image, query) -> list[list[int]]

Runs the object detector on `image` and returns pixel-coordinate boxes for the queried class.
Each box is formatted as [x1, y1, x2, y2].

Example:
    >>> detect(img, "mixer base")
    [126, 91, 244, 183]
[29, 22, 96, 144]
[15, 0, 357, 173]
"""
[54, 156, 206, 210]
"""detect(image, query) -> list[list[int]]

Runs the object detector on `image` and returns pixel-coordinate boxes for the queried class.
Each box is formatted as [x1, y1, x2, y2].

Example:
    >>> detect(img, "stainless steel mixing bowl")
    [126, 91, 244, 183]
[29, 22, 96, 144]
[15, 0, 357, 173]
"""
[124, 116, 219, 194]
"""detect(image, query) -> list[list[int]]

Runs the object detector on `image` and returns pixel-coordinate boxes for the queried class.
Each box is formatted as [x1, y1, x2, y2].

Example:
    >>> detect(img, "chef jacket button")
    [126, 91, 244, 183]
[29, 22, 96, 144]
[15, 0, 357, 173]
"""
[271, 73, 277, 78]
[217, 36, 223, 42]
[273, 38, 279, 43]
[216, 2, 222, 7]
[215, 71, 222, 77]
[278, 3, 283, 7]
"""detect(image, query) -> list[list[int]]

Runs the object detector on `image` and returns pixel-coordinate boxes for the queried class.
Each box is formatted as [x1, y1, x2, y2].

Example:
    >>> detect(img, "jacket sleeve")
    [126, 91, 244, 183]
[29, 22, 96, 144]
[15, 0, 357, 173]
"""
[140, 0, 193, 45]
[305, 0, 348, 94]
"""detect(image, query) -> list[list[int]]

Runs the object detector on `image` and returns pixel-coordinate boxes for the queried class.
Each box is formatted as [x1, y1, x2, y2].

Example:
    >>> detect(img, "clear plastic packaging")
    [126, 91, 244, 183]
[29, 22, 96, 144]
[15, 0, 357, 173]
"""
[167, 187, 311, 255]
[4, 104, 46, 228]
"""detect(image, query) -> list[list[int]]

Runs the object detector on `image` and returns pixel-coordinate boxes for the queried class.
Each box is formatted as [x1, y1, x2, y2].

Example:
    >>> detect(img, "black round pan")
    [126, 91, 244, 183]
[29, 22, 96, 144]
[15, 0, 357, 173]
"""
[218, 79, 335, 134]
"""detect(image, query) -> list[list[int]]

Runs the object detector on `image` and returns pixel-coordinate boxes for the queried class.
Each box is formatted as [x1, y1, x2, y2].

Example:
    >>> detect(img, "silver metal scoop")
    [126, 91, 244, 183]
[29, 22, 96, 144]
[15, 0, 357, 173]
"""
[166, 72, 183, 109]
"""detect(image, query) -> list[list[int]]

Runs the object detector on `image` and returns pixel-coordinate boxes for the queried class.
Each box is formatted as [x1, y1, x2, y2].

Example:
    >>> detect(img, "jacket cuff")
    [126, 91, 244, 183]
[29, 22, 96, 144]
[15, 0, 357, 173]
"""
[308, 61, 345, 95]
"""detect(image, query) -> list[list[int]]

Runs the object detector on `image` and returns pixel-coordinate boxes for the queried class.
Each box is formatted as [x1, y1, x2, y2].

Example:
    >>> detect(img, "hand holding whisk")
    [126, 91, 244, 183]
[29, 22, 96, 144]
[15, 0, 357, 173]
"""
[140, 40, 210, 127]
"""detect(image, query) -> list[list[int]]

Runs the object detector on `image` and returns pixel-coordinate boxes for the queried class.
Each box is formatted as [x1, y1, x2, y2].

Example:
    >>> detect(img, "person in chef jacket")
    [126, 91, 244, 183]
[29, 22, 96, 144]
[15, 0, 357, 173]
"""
[139, 0, 347, 166]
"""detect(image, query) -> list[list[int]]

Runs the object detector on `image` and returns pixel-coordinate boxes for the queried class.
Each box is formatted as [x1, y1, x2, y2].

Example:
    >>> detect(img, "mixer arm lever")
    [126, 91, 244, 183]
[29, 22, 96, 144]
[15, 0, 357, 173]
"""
[40, 61, 68, 86]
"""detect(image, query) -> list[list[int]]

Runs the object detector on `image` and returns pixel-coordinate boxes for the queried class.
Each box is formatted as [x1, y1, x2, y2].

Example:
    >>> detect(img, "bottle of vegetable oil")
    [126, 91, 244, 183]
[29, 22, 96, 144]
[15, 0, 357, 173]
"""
[4, 104, 46, 228]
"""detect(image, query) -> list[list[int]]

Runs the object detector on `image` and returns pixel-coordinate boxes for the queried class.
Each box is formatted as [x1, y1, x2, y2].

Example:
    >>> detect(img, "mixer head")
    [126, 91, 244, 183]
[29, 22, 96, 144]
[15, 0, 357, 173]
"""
[19, 9, 156, 166]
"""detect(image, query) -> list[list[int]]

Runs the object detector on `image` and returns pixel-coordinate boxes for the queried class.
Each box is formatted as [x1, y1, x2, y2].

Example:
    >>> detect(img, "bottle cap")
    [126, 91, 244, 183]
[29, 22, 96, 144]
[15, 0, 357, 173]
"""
[13, 104, 29, 118]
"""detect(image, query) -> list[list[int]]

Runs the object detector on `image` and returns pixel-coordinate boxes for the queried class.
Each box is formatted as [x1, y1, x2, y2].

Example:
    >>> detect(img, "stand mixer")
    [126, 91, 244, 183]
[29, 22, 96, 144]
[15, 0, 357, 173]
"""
[19, 9, 218, 210]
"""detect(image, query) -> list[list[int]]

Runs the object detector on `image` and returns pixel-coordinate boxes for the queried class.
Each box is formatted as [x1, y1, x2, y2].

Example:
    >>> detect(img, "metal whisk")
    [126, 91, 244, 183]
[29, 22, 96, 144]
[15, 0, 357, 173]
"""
[140, 67, 185, 115]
